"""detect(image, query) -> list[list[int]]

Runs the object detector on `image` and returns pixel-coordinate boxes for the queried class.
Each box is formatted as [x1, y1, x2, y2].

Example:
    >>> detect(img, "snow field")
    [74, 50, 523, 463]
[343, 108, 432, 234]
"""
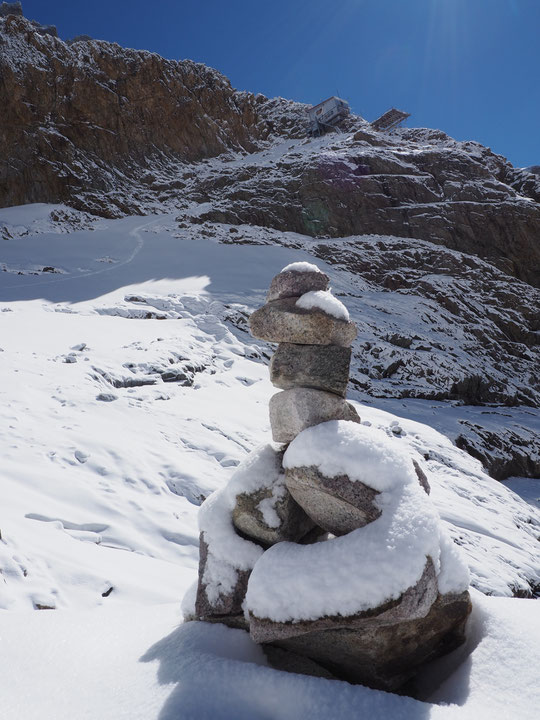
[0, 203, 538, 718]
[296, 289, 350, 320]
[0, 590, 538, 720]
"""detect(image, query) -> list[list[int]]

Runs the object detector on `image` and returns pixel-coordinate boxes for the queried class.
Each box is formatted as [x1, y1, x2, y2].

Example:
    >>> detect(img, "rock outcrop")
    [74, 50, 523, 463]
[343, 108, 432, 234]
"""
[191, 264, 472, 693]
[0, 10, 269, 216]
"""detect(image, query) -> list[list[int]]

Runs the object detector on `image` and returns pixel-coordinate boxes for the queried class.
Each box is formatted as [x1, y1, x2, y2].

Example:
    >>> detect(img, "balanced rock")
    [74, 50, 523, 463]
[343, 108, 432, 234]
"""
[269, 388, 360, 444]
[249, 297, 357, 347]
[267, 262, 329, 302]
[285, 465, 380, 536]
[270, 343, 351, 397]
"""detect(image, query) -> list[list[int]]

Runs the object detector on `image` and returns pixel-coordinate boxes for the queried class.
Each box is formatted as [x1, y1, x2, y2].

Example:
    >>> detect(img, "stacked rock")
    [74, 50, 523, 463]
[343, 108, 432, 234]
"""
[190, 261, 472, 694]
[250, 262, 360, 443]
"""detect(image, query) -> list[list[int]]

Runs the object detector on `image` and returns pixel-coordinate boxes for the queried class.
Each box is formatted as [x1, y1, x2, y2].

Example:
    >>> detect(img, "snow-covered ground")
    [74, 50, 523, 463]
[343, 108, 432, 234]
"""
[0, 204, 538, 718]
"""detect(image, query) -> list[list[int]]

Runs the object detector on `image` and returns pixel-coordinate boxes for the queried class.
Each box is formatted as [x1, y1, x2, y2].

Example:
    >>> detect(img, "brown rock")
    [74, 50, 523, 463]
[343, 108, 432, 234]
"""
[249, 298, 357, 347]
[249, 560, 472, 692]
[194, 533, 250, 626]
[232, 483, 315, 546]
[269, 388, 360, 444]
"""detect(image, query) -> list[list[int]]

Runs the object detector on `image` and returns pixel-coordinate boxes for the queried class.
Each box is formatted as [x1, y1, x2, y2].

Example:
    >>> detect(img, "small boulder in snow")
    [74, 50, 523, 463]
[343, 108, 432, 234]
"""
[269, 388, 360, 444]
[233, 481, 315, 547]
[284, 464, 381, 536]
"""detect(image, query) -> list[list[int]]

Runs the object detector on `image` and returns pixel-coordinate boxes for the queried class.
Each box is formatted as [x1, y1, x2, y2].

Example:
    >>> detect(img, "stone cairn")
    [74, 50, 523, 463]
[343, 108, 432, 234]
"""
[191, 262, 472, 693]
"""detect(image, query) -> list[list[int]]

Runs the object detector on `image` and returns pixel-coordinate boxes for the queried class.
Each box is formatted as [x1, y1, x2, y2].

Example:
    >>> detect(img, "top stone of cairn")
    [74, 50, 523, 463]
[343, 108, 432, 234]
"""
[267, 262, 329, 302]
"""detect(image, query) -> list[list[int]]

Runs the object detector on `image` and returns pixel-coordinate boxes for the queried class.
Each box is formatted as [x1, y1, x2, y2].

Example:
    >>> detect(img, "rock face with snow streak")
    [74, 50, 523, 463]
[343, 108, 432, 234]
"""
[191, 264, 471, 694]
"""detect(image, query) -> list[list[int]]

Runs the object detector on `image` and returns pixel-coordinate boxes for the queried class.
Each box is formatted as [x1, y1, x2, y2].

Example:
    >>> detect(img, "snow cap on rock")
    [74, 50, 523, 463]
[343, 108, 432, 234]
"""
[266, 263, 329, 302]
[296, 290, 349, 321]
[283, 420, 416, 493]
[280, 261, 323, 273]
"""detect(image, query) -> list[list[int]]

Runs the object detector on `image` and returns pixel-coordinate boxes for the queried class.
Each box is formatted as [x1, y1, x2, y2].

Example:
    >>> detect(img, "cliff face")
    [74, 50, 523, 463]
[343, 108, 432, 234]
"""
[0, 12, 271, 215]
[188, 127, 540, 288]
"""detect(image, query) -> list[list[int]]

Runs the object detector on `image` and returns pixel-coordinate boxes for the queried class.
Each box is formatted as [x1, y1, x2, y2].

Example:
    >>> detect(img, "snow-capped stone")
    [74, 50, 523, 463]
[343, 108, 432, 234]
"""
[269, 389, 360, 444]
[269, 343, 351, 397]
[284, 465, 381, 536]
[296, 291, 350, 321]
[232, 446, 315, 545]
[246, 422, 472, 689]
[280, 261, 324, 274]
[266, 266, 329, 302]
[195, 533, 251, 627]
[249, 297, 357, 346]
[283, 420, 417, 493]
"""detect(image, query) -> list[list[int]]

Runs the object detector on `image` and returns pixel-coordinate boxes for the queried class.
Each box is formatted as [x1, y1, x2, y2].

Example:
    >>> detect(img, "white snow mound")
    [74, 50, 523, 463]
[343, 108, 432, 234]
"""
[283, 419, 416, 492]
[280, 261, 323, 273]
[296, 290, 350, 321]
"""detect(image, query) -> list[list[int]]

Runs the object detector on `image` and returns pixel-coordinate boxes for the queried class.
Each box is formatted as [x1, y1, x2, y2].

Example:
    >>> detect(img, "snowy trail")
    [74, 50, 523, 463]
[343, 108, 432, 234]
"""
[1, 216, 152, 291]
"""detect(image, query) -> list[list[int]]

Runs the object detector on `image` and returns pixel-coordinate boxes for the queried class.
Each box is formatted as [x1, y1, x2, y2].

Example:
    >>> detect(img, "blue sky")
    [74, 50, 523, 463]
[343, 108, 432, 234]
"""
[21, 0, 540, 167]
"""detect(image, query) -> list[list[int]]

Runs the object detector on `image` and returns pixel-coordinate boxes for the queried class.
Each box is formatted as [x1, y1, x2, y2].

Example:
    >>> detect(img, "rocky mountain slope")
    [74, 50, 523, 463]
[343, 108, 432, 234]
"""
[1, 7, 540, 286]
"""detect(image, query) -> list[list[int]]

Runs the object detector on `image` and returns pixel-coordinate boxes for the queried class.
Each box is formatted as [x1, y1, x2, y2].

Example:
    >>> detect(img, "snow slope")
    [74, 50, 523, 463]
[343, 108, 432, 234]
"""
[0, 203, 538, 718]
[0, 590, 538, 720]
[0, 204, 538, 613]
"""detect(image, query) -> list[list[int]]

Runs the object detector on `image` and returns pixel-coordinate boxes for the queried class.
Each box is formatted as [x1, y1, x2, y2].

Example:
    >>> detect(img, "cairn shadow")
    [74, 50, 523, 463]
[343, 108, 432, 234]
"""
[140, 621, 438, 720]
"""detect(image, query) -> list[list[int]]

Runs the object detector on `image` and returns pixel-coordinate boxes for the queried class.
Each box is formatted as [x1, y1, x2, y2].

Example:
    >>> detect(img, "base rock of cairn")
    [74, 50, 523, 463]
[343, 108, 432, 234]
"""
[188, 261, 472, 694]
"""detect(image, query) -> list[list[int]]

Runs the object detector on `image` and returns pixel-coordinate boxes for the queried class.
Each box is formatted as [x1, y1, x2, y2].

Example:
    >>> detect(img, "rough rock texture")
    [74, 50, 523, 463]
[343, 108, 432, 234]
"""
[270, 343, 351, 397]
[0, 13, 275, 216]
[250, 298, 357, 347]
[191, 127, 540, 289]
[232, 484, 315, 546]
[285, 465, 381, 536]
[269, 388, 360, 444]
[267, 268, 329, 302]
[250, 561, 471, 691]
[413, 460, 431, 494]
[194, 533, 250, 627]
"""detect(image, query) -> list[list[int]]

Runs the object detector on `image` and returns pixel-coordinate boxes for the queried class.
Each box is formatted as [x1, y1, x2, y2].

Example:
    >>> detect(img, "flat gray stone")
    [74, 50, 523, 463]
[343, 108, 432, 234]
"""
[249, 561, 471, 692]
[269, 388, 360, 444]
[195, 533, 251, 622]
[249, 298, 357, 347]
[233, 484, 315, 546]
[270, 343, 351, 397]
[267, 269, 329, 302]
[285, 465, 381, 536]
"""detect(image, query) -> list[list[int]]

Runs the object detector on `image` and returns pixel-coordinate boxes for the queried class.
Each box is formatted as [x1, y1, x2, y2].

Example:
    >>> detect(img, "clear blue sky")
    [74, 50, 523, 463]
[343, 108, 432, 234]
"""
[20, 0, 540, 167]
